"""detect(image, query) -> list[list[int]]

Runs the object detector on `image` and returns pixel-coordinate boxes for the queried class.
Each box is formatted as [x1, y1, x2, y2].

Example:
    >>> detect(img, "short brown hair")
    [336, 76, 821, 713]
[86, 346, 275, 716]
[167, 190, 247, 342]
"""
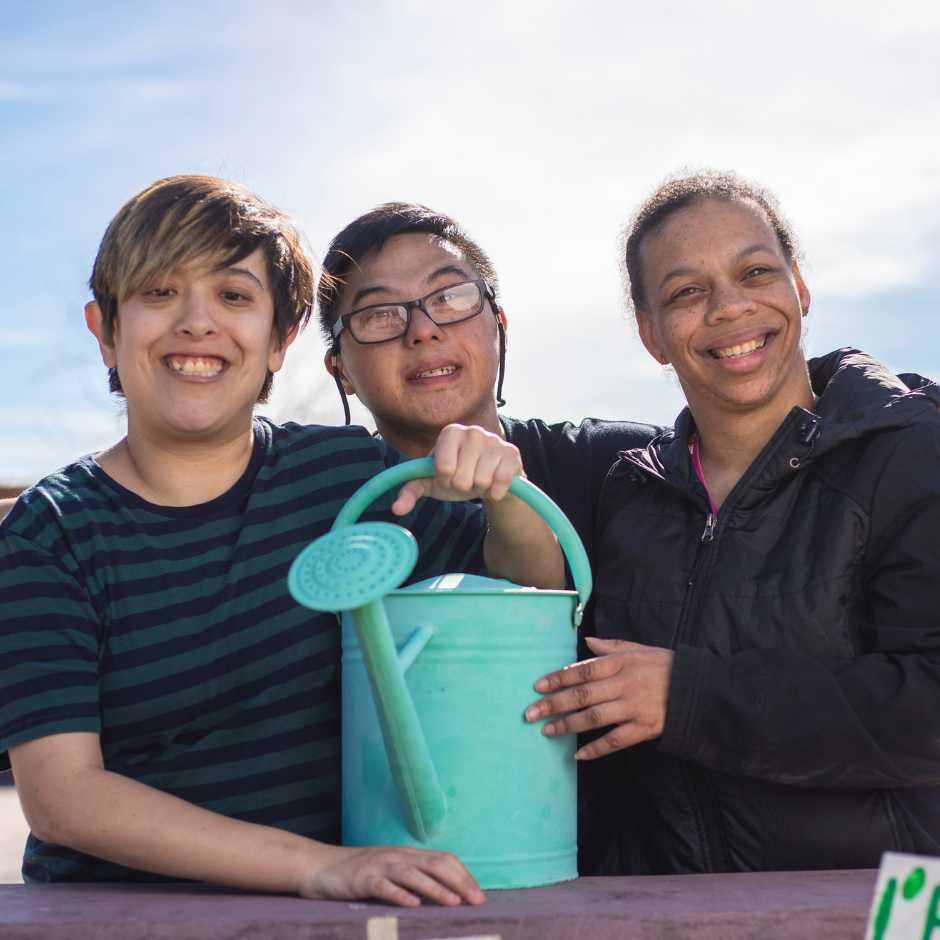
[90, 175, 314, 402]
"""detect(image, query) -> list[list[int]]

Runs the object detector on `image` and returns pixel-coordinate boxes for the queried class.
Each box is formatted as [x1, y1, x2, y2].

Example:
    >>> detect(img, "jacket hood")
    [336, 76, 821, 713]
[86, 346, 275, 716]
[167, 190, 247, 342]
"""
[623, 348, 940, 502]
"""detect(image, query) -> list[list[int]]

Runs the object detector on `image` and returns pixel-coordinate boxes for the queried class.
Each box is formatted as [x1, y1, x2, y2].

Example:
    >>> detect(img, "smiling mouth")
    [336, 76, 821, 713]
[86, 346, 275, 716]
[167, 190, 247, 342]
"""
[166, 356, 225, 377]
[410, 365, 458, 379]
[709, 337, 767, 360]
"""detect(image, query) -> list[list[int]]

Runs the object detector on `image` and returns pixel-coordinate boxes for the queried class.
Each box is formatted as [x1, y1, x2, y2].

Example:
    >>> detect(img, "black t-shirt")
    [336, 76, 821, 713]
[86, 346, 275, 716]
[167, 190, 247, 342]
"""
[499, 415, 663, 566]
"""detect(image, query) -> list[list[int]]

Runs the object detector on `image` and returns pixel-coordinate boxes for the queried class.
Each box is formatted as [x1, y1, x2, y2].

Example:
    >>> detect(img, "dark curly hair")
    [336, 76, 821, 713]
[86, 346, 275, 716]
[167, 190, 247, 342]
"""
[621, 171, 801, 313]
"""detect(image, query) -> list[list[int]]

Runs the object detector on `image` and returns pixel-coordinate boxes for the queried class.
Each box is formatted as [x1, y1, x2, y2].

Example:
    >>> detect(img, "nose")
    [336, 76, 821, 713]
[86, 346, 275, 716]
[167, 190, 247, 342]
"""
[175, 287, 219, 337]
[706, 279, 755, 324]
[405, 305, 444, 344]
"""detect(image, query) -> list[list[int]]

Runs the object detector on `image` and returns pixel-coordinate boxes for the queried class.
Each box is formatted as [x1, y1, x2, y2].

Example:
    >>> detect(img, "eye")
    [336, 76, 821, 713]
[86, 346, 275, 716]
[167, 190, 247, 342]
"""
[743, 264, 774, 279]
[220, 291, 249, 303]
[144, 287, 174, 298]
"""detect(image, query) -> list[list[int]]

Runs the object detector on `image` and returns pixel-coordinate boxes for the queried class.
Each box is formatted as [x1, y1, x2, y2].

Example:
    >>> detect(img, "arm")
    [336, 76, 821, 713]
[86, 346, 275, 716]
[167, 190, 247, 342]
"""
[527, 423, 940, 785]
[11, 731, 483, 906]
[392, 424, 564, 590]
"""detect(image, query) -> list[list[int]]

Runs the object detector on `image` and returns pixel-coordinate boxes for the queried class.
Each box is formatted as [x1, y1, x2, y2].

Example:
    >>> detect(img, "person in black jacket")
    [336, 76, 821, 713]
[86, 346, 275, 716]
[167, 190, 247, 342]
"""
[524, 172, 940, 873]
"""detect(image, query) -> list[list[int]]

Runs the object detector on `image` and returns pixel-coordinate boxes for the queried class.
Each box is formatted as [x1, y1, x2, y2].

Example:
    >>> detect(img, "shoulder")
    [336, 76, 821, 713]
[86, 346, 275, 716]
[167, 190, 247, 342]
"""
[500, 415, 663, 453]
[256, 417, 396, 475]
[1, 457, 104, 545]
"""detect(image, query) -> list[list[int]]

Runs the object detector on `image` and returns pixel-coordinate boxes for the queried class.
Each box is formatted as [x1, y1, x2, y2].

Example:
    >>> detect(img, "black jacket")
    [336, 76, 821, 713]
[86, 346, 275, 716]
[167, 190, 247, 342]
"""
[592, 349, 940, 873]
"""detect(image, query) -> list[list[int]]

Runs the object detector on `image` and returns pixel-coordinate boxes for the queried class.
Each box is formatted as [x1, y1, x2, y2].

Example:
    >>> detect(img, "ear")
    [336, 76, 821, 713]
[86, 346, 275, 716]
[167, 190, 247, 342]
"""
[322, 347, 357, 395]
[792, 262, 811, 316]
[636, 308, 669, 365]
[85, 301, 118, 368]
[267, 324, 300, 374]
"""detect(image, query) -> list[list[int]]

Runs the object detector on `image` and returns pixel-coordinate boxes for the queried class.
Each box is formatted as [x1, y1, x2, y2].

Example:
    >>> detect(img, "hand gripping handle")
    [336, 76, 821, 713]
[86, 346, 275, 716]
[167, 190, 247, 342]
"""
[333, 456, 593, 626]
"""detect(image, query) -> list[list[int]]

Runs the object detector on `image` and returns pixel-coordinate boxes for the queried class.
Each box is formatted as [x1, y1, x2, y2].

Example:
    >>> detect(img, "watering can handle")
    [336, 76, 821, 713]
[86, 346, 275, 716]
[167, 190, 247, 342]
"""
[332, 456, 593, 626]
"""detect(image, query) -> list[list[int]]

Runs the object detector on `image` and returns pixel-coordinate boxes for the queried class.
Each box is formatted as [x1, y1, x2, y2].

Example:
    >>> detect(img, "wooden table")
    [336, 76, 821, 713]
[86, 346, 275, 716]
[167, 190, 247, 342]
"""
[0, 870, 876, 939]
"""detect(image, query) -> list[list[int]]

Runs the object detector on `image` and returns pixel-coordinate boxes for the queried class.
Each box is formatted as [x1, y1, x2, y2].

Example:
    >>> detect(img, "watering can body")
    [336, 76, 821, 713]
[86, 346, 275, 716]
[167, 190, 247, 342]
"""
[288, 458, 592, 890]
[342, 575, 578, 888]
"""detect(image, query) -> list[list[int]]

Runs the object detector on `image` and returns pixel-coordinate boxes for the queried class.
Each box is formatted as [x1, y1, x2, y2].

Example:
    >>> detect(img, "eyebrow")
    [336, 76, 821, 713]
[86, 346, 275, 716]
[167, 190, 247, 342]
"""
[349, 264, 475, 309]
[658, 243, 777, 290]
[217, 265, 267, 291]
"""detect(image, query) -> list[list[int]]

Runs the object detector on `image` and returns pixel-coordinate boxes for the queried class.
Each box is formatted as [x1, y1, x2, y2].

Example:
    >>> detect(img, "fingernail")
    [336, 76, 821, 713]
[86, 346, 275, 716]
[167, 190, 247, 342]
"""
[524, 705, 539, 722]
[574, 749, 586, 760]
[534, 678, 548, 692]
[543, 722, 556, 736]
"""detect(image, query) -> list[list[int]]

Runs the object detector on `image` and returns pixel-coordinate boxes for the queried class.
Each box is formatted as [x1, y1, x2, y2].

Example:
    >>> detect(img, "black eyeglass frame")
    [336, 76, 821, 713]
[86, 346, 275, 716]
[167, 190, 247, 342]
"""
[330, 278, 495, 345]
[329, 277, 507, 425]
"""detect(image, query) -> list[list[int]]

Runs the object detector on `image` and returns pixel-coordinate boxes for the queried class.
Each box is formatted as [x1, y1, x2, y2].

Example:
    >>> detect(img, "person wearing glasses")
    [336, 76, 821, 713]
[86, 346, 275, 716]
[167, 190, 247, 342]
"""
[523, 172, 940, 874]
[319, 203, 663, 576]
[318, 203, 663, 874]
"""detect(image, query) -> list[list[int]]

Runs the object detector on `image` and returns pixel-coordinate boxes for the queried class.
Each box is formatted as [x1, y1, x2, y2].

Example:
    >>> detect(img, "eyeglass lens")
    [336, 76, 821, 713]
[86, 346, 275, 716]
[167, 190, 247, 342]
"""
[349, 281, 484, 342]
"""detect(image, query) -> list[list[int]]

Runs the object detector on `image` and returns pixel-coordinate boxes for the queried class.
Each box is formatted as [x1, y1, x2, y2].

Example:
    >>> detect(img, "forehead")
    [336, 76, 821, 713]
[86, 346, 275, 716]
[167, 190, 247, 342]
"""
[342, 233, 474, 293]
[641, 198, 780, 270]
[156, 246, 271, 289]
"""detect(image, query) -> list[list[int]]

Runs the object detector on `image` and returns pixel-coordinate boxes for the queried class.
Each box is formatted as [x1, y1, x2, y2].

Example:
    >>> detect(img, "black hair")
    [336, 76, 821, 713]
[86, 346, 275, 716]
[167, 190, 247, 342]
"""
[319, 203, 505, 424]
[317, 202, 498, 342]
[622, 171, 801, 313]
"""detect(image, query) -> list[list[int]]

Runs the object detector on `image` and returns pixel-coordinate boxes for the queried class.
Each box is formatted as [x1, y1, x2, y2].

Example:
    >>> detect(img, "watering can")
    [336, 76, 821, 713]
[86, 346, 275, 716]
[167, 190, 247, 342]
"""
[287, 457, 592, 889]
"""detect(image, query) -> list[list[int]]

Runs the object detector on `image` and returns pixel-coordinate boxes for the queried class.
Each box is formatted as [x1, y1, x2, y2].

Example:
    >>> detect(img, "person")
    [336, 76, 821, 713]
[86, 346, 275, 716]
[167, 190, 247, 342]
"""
[523, 172, 940, 874]
[318, 203, 663, 568]
[0, 176, 563, 904]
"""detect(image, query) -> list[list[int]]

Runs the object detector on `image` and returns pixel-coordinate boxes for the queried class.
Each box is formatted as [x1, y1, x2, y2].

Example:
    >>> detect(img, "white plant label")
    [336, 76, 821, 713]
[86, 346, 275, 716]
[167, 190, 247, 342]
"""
[867, 852, 940, 939]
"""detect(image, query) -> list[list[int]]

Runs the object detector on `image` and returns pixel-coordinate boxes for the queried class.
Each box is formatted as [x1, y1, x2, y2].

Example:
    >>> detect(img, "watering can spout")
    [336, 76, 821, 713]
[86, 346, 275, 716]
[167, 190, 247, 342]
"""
[351, 600, 446, 842]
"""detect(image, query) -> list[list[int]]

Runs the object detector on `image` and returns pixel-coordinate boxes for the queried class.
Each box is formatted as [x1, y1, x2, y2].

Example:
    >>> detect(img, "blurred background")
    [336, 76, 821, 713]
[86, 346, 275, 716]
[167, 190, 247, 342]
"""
[2, 0, 940, 486]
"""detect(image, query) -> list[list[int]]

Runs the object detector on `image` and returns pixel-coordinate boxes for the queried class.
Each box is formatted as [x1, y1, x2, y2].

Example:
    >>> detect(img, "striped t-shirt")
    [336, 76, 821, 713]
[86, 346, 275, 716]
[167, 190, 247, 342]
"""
[0, 418, 485, 882]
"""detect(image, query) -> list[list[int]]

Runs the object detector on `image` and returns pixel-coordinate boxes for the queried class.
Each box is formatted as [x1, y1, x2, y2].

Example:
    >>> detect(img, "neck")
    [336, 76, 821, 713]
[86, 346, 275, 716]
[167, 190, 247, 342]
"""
[689, 364, 815, 510]
[375, 402, 504, 458]
[95, 420, 257, 507]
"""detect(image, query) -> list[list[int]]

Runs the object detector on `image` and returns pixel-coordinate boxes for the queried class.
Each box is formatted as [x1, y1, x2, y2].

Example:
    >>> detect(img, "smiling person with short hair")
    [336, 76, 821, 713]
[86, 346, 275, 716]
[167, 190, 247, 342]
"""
[320, 203, 663, 573]
[0, 176, 562, 904]
[525, 173, 940, 874]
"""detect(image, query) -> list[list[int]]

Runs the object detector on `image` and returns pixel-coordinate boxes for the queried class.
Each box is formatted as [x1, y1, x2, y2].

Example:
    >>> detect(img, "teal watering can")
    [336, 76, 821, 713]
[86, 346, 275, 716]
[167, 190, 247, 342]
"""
[288, 458, 592, 889]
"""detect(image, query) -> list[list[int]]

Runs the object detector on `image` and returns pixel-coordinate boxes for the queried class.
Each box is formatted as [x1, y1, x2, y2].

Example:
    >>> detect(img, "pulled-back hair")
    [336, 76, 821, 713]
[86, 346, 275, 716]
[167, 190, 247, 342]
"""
[621, 171, 801, 313]
[317, 202, 498, 343]
[90, 175, 314, 402]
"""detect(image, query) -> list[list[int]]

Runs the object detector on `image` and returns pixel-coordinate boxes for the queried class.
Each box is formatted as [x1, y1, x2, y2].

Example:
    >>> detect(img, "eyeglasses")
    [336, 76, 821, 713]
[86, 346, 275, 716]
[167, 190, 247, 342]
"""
[331, 278, 495, 345]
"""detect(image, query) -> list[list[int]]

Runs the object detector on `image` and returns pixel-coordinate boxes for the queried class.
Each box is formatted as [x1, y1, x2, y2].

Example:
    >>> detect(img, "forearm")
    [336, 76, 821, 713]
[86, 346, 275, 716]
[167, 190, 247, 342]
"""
[20, 759, 327, 891]
[661, 644, 940, 788]
[482, 493, 564, 589]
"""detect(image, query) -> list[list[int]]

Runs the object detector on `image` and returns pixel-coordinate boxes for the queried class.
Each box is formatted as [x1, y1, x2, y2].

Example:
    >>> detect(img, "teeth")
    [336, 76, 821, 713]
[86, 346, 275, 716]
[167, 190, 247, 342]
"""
[713, 338, 765, 360]
[413, 365, 457, 379]
[168, 357, 224, 377]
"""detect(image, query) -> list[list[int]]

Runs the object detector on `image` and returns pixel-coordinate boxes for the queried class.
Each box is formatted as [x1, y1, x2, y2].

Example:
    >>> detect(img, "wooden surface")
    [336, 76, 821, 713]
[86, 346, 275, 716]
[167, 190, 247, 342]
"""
[0, 869, 877, 939]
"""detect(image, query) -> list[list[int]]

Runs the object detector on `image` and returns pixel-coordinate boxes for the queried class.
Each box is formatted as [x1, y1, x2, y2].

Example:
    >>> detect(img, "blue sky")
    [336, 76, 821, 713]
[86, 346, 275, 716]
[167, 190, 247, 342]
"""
[2, 0, 940, 483]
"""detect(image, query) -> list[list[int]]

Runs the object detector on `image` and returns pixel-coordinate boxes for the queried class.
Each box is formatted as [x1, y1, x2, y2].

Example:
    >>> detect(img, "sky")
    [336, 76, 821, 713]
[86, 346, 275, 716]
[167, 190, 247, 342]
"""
[2, 0, 940, 484]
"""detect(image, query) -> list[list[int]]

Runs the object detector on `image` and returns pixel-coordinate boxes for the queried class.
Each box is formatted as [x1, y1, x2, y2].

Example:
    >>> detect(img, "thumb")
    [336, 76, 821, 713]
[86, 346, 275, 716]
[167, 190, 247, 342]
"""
[585, 636, 635, 653]
[391, 478, 433, 516]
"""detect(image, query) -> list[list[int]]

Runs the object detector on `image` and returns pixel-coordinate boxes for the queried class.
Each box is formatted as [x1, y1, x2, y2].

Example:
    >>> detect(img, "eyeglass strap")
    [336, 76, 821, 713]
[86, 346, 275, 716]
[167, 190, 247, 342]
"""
[494, 304, 507, 408]
[331, 347, 352, 426]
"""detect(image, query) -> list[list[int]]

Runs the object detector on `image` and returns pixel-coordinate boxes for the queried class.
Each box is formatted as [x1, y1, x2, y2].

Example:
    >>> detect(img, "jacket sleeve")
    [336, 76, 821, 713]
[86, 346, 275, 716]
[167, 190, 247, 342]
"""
[659, 421, 940, 788]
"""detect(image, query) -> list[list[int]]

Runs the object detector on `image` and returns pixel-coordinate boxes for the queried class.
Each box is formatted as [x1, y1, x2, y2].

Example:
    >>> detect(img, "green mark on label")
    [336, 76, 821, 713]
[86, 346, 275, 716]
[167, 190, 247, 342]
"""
[922, 885, 940, 940]
[905, 868, 927, 901]
[873, 878, 896, 940]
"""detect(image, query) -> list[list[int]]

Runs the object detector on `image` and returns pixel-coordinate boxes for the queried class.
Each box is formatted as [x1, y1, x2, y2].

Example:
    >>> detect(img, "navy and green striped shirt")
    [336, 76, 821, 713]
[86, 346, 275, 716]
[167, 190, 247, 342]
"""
[0, 418, 485, 882]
